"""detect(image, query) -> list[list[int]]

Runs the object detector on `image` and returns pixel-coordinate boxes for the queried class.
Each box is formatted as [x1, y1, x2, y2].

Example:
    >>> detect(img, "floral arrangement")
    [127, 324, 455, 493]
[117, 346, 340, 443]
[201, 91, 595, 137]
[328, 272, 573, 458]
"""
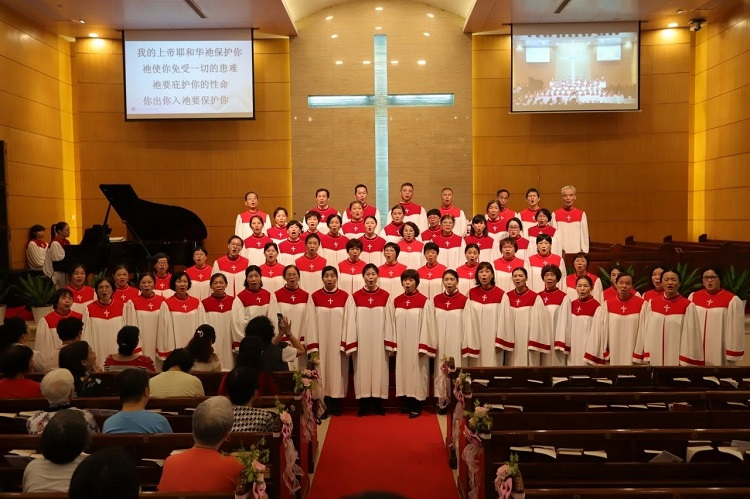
[307, 351, 321, 370]
[293, 367, 321, 395]
[434, 356, 455, 410]
[465, 399, 493, 434]
[275, 397, 295, 428]
[451, 370, 474, 451]
[495, 454, 525, 499]
[454, 370, 473, 396]
[233, 439, 270, 499]
[274, 398, 303, 494]
[462, 400, 493, 499]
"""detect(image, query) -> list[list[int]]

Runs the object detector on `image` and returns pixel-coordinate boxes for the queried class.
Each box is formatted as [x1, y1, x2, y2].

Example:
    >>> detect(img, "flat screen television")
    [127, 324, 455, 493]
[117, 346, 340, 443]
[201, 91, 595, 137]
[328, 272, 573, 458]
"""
[123, 29, 255, 120]
[511, 22, 640, 113]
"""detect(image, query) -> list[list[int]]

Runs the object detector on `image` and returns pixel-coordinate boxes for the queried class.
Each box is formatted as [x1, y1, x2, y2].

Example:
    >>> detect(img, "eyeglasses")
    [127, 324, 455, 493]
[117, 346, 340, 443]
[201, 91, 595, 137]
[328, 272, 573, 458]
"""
[702, 275, 719, 281]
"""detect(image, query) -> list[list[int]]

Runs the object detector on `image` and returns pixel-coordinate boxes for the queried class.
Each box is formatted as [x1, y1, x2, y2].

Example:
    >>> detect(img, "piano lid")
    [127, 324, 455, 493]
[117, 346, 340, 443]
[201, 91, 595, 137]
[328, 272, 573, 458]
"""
[99, 184, 207, 242]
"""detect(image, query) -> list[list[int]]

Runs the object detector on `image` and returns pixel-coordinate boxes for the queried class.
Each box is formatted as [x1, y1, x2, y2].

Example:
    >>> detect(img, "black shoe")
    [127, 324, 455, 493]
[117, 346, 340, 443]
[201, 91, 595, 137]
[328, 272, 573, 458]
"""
[319, 410, 329, 421]
[409, 410, 421, 419]
[437, 407, 448, 415]
[330, 399, 342, 417]
[373, 398, 386, 416]
[400, 397, 410, 414]
[358, 400, 370, 417]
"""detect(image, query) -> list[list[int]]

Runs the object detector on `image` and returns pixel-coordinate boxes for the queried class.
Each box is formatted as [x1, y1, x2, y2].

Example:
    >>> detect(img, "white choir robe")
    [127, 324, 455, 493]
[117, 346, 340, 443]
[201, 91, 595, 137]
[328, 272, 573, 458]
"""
[304, 207, 339, 235]
[689, 289, 745, 366]
[464, 235, 495, 263]
[417, 263, 448, 300]
[526, 254, 567, 294]
[156, 296, 207, 359]
[379, 223, 404, 244]
[358, 235, 387, 266]
[202, 294, 237, 371]
[67, 286, 95, 315]
[345, 288, 394, 399]
[539, 288, 572, 366]
[397, 240, 425, 271]
[231, 288, 274, 351]
[342, 220, 366, 238]
[486, 215, 512, 242]
[587, 295, 648, 366]
[82, 301, 131, 365]
[552, 207, 589, 253]
[295, 255, 327, 294]
[125, 294, 166, 362]
[456, 264, 479, 296]
[511, 237, 531, 262]
[235, 211, 272, 242]
[267, 226, 288, 243]
[388, 202, 428, 233]
[278, 239, 306, 267]
[338, 260, 366, 296]
[378, 263, 407, 297]
[439, 206, 467, 238]
[43, 239, 67, 288]
[433, 292, 478, 377]
[259, 263, 285, 294]
[466, 287, 507, 367]
[526, 226, 563, 258]
[343, 204, 381, 229]
[563, 298, 605, 366]
[392, 292, 436, 400]
[243, 234, 273, 265]
[27, 240, 46, 271]
[501, 289, 551, 366]
[432, 233, 465, 270]
[565, 273, 604, 304]
[153, 275, 174, 299]
[212, 256, 250, 297]
[270, 286, 316, 370]
[493, 257, 529, 293]
[35, 310, 83, 369]
[634, 294, 703, 366]
[308, 289, 356, 399]
[185, 266, 212, 301]
[319, 233, 350, 266]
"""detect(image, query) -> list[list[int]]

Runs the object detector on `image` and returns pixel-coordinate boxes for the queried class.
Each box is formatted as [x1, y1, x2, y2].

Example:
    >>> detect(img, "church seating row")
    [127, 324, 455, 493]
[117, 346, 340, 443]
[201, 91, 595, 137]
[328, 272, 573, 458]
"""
[24, 371, 226, 396]
[0, 494, 237, 499]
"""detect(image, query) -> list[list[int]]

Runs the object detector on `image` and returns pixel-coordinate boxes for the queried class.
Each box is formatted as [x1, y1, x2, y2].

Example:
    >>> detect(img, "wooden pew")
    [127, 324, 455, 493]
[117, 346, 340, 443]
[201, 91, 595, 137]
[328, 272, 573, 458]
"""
[653, 367, 750, 390]
[24, 372, 227, 396]
[0, 494, 236, 499]
[0, 397, 209, 416]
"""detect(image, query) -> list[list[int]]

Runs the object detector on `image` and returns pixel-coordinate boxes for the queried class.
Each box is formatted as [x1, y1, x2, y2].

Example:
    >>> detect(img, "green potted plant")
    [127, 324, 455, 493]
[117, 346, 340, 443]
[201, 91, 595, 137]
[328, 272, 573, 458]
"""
[722, 265, 750, 308]
[675, 262, 701, 298]
[15, 273, 56, 323]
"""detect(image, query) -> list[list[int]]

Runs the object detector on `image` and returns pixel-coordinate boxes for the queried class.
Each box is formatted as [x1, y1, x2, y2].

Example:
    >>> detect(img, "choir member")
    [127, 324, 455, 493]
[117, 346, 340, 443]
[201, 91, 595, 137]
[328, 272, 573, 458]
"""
[259, 242, 285, 293]
[231, 265, 275, 351]
[342, 184, 381, 228]
[378, 242, 407, 297]
[125, 272, 166, 361]
[564, 275, 605, 366]
[392, 269, 436, 418]
[485, 199, 506, 242]
[295, 233, 327, 293]
[397, 222, 425, 270]
[493, 237, 528, 293]
[500, 267, 551, 366]
[526, 208, 562, 256]
[602, 265, 636, 302]
[43, 222, 70, 288]
[565, 252, 603, 303]
[504, 218, 530, 261]
[234, 191, 271, 242]
[689, 267, 745, 366]
[553, 185, 590, 253]
[456, 244, 480, 296]
[112, 265, 139, 304]
[308, 188, 339, 234]
[185, 247, 212, 301]
[417, 242, 447, 300]
[526, 234, 567, 293]
[307, 266, 356, 416]
[342, 200, 366, 236]
[358, 216, 386, 266]
[464, 215, 495, 263]
[420, 209, 442, 242]
[270, 265, 316, 370]
[242, 215, 273, 265]
[433, 269, 476, 376]
[278, 221, 306, 267]
[438, 187, 468, 237]
[35, 289, 83, 370]
[201, 273, 236, 370]
[267, 207, 289, 242]
[319, 214, 349, 266]
[380, 205, 405, 243]
[302, 211, 322, 239]
[212, 236, 250, 297]
[538, 265, 571, 366]
[587, 272, 648, 366]
[66, 264, 95, 314]
[633, 268, 703, 366]
[152, 253, 174, 298]
[494, 189, 517, 227]
[156, 272, 207, 360]
[345, 264, 394, 416]
[83, 276, 129, 365]
[518, 188, 541, 225]
[338, 239, 366, 295]
[26, 224, 47, 271]
[642, 265, 665, 302]
[466, 262, 508, 367]
[389, 182, 428, 232]
[432, 214, 465, 270]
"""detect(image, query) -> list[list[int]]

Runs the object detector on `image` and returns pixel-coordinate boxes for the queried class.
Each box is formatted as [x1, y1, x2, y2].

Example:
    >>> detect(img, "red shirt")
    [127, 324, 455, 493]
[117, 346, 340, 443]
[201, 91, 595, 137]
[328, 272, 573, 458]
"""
[0, 378, 42, 398]
[103, 355, 156, 372]
[158, 447, 244, 492]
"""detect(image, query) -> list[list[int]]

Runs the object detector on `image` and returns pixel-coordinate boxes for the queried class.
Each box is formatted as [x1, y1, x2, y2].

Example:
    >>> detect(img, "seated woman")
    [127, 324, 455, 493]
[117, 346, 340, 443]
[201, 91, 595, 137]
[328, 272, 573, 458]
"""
[0, 316, 46, 373]
[23, 409, 91, 493]
[0, 344, 42, 398]
[69, 447, 139, 499]
[225, 366, 279, 433]
[26, 224, 47, 271]
[185, 324, 222, 372]
[58, 340, 105, 397]
[103, 326, 156, 372]
[148, 348, 205, 397]
[26, 368, 99, 434]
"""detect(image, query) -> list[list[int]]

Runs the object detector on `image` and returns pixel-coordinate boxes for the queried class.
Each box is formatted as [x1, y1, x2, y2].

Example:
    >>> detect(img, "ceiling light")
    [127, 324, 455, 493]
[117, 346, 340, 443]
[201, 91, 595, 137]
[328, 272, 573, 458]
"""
[375, 26, 382, 30]
[667, 22, 678, 28]
[331, 34, 338, 39]
[427, 13, 434, 18]
[375, 6, 383, 11]
[423, 32, 430, 37]
[417, 60, 426, 65]
[363, 60, 371, 65]
[325, 15, 333, 21]
[78, 20, 85, 24]
[391, 60, 398, 65]
[88, 33, 99, 38]
[677, 9, 684, 14]
[335, 60, 343, 65]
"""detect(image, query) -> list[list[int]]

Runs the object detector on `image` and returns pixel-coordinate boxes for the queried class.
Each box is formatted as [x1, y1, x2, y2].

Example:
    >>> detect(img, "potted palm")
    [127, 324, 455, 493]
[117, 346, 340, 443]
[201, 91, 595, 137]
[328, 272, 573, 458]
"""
[15, 273, 56, 323]
[722, 266, 750, 309]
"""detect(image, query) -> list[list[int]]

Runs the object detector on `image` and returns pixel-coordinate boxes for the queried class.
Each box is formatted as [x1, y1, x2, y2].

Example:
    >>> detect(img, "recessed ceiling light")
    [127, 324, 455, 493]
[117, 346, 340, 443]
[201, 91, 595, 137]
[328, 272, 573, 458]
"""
[335, 60, 343, 65]
[325, 15, 333, 21]
[423, 32, 430, 37]
[375, 6, 383, 11]
[391, 60, 398, 65]
[417, 60, 426, 65]
[427, 13, 434, 18]
[677, 9, 684, 14]
[375, 26, 382, 30]
[78, 20, 85, 24]
[331, 34, 338, 39]
[88, 33, 99, 38]
[363, 60, 371, 65]
[667, 22, 678, 28]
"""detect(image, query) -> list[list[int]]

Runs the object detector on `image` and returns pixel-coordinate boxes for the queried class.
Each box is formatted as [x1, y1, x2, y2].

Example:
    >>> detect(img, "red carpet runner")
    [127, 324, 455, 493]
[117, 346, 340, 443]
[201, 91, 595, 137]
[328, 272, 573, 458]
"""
[308, 412, 459, 498]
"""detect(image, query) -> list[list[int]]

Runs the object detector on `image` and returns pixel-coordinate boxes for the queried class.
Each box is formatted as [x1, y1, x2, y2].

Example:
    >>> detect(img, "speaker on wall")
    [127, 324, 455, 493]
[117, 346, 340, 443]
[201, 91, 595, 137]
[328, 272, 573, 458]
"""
[0, 141, 9, 270]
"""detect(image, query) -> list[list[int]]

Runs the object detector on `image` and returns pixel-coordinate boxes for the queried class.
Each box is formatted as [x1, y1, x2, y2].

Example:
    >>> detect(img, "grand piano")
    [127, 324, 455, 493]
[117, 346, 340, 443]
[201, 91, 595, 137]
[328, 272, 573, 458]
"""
[54, 184, 207, 274]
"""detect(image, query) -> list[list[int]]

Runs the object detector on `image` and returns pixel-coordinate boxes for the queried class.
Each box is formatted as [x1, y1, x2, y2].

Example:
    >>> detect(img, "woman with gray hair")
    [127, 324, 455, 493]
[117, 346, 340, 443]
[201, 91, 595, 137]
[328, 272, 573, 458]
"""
[26, 368, 99, 434]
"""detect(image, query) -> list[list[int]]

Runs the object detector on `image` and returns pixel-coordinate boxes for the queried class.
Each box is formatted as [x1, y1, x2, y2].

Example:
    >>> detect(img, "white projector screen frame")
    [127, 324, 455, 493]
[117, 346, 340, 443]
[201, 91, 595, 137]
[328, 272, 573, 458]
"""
[123, 29, 255, 120]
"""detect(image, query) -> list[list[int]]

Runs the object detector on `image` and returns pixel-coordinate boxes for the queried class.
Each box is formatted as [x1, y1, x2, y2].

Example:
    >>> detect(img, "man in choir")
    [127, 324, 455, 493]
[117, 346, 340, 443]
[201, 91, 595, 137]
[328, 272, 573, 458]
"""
[152, 253, 173, 297]
[390, 182, 427, 232]
[438, 187, 467, 237]
[495, 189, 517, 225]
[343, 184, 381, 228]
[185, 247, 212, 301]
[538, 264, 571, 366]
[493, 237, 527, 293]
[295, 233, 327, 292]
[309, 188, 339, 234]
[689, 267, 745, 366]
[234, 191, 270, 242]
[518, 188, 542, 225]
[212, 236, 250, 297]
[278, 221, 306, 266]
[565, 252, 603, 303]
[338, 239, 366, 295]
[417, 242, 447, 300]
[553, 185, 590, 253]
[500, 267, 550, 366]
[420, 209, 442, 242]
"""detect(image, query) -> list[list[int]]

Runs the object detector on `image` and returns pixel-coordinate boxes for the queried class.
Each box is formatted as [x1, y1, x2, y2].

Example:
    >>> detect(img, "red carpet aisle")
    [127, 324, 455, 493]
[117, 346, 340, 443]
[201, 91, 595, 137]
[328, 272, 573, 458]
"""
[308, 413, 458, 498]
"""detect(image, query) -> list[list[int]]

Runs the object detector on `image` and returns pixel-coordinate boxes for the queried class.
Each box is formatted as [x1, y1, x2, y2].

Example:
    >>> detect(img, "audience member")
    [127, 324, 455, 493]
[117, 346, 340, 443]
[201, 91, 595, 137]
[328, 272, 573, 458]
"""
[103, 368, 173, 434]
[186, 323, 222, 372]
[0, 317, 45, 372]
[103, 325, 156, 372]
[149, 348, 205, 397]
[69, 446, 140, 499]
[43, 316, 83, 370]
[225, 366, 278, 433]
[26, 368, 99, 434]
[58, 340, 105, 397]
[0, 344, 42, 398]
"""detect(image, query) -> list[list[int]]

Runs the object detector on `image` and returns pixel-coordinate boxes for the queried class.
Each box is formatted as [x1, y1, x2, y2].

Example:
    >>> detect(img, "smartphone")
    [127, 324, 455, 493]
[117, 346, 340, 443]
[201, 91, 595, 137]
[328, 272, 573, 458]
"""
[277, 313, 284, 330]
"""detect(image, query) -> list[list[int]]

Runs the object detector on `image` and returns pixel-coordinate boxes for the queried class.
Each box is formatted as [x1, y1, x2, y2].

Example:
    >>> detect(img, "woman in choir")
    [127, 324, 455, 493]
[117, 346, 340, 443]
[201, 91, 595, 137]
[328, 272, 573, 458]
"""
[270, 265, 316, 370]
[561, 276, 605, 366]
[201, 273, 235, 370]
[267, 207, 289, 242]
[485, 199, 505, 242]
[501, 267, 550, 366]
[303, 211, 322, 237]
[338, 239, 366, 295]
[689, 266, 745, 366]
[397, 222, 424, 270]
[417, 242, 447, 300]
[43, 222, 71, 288]
[431, 215, 464, 270]
[103, 326, 156, 372]
[538, 264, 571, 366]
[378, 242, 407, 297]
[358, 216, 386, 266]
[456, 244, 480, 296]
[26, 224, 47, 271]
[503, 218, 530, 261]
[82, 276, 128, 366]
[467, 262, 507, 367]
[319, 214, 349, 266]
[493, 237, 528, 293]
[232, 265, 275, 351]
[564, 252, 603, 303]
[295, 233, 327, 293]
[433, 269, 476, 377]
[345, 263, 393, 416]
[380, 205, 405, 243]
[587, 272, 648, 366]
[392, 269, 435, 418]
[212, 236, 249, 297]
[112, 264, 139, 304]
[185, 324, 222, 372]
[278, 221, 305, 266]
[185, 247, 212, 301]
[464, 215, 495, 263]
[308, 266, 356, 416]
[602, 265, 637, 303]
[642, 265, 666, 302]
[35, 289, 82, 370]
[66, 264, 95, 314]
[259, 242, 285, 293]
[152, 253, 173, 298]
[342, 200, 366, 236]
[124, 272, 165, 361]
[421, 209, 441, 242]
[156, 271, 206, 361]
[526, 208, 561, 255]
[526, 234, 567, 293]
